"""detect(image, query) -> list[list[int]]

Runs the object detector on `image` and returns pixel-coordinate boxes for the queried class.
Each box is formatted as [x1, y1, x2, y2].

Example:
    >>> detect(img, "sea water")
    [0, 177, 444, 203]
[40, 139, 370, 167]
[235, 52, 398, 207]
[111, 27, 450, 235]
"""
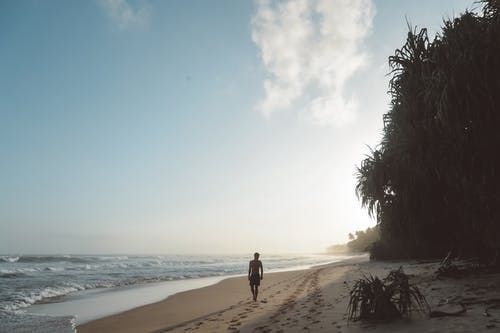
[0, 253, 353, 332]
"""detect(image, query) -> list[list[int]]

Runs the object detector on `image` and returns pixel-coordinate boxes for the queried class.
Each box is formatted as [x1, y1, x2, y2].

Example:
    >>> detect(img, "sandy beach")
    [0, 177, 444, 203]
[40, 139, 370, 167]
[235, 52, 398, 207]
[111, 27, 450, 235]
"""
[77, 256, 500, 333]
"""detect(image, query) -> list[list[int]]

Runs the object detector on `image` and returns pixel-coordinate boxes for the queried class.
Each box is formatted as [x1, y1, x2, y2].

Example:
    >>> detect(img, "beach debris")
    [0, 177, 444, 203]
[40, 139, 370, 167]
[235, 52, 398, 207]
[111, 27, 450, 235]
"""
[429, 303, 466, 318]
[434, 253, 490, 278]
[435, 251, 461, 278]
[441, 251, 453, 267]
[347, 267, 429, 322]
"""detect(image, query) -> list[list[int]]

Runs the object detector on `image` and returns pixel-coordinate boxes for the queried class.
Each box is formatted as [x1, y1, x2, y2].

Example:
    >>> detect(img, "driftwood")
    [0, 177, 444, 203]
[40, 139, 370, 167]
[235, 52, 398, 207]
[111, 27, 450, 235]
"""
[440, 251, 453, 267]
[429, 304, 466, 318]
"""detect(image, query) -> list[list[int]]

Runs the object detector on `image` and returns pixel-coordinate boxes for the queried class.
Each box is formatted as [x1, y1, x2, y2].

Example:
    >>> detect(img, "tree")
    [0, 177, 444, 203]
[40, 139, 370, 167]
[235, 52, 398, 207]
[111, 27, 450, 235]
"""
[356, 0, 500, 260]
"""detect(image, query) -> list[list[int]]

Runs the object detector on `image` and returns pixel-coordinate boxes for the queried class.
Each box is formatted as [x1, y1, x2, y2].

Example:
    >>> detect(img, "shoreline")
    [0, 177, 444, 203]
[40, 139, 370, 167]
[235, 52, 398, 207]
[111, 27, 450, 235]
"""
[25, 254, 362, 327]
[78, 255, 500, 333]
[77, 255, 369, 333]
[28, 275, 236, 325]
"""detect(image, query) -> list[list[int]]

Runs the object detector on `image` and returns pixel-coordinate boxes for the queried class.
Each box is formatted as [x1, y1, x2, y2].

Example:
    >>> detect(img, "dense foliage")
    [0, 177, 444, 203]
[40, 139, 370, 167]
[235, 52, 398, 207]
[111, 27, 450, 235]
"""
[347, 227, 380, 253]
[356, 0, 500, 260]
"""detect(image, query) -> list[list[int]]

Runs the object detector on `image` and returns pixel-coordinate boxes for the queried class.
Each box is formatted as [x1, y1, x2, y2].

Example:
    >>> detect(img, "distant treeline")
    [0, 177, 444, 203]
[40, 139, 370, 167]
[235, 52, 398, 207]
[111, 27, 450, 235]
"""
[327, 226, 379, 254]
[346, 227, 380, 253]
[356, 0, 500, 260]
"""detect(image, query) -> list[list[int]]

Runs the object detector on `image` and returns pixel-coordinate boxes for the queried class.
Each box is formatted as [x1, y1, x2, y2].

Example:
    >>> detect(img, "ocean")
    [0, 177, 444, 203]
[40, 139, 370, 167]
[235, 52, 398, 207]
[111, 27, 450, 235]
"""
[0, 253, 353, 332]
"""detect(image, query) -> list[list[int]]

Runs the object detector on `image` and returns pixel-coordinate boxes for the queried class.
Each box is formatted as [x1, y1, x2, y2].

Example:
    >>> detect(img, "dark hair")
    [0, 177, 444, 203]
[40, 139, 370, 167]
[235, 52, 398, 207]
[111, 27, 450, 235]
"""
[254, 252, 260, 258]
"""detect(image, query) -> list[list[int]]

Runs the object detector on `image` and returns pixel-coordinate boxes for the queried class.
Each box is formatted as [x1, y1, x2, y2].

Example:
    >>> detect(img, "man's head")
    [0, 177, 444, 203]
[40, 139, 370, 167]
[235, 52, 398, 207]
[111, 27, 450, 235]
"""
[254, 252, 260, 259]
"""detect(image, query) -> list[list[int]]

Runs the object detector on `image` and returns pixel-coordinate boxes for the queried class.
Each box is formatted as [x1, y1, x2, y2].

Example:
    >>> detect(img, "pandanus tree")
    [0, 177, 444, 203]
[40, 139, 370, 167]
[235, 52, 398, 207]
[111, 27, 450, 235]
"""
[356, 0, 500, 260]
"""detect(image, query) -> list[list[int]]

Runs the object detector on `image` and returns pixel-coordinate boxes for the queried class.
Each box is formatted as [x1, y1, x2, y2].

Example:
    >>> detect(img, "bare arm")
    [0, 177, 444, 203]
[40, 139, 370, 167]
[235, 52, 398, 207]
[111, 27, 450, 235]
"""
[260, 261, 263, 279]
[248, 261, 251, 277]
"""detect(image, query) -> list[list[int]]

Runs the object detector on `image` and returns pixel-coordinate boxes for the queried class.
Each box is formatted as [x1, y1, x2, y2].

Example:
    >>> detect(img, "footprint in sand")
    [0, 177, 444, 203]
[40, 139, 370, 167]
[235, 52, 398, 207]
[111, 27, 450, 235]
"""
[256, 325, 272, 333]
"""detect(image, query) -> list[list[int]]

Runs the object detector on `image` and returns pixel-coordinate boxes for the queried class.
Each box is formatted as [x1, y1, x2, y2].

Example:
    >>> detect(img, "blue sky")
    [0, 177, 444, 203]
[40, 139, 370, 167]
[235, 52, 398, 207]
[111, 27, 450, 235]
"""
[0, 0, 473, 254]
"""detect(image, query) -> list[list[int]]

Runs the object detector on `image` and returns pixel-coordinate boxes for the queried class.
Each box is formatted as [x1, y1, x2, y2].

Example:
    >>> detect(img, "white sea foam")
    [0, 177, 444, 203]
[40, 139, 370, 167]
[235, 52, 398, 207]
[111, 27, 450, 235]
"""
[97, 256, 129, 261]
[0, 267, 41, 275]
[1, 285, 87, 312]
[44, 266, 65, 272]
[0, 256, 20, 263]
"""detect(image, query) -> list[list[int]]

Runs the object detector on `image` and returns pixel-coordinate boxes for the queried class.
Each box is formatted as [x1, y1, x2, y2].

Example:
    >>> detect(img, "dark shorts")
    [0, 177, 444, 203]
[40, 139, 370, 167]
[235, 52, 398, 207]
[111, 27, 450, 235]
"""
[249, 274, 260, 286]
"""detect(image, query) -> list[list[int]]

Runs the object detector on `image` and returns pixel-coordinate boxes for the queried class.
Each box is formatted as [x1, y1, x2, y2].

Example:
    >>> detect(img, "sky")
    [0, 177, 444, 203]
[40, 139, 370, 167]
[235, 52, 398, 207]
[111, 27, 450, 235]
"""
[0, 0, 474, 255]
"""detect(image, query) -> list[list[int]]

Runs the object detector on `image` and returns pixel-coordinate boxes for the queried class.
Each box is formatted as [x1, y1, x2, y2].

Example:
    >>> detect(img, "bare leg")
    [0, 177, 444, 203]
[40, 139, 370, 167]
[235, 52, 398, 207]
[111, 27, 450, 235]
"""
[250, 285, 255, 300]
[254, 286, 259, 301]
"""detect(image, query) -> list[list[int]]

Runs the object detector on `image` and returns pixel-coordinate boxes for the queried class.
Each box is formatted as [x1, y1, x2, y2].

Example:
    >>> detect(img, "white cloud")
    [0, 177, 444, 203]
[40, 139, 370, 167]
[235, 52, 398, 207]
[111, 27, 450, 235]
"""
[98, 0, 151, 30]
[251, 0, 375, 126]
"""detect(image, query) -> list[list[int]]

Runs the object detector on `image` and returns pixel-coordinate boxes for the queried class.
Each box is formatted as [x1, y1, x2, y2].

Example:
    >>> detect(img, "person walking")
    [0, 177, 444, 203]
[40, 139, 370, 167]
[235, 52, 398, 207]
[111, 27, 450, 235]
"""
[248, 252, 263, 301]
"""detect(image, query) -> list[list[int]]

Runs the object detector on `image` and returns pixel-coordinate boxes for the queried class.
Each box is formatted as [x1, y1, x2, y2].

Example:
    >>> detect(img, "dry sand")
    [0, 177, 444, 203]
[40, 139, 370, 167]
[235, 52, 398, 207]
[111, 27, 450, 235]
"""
[77, 256, 500, 333]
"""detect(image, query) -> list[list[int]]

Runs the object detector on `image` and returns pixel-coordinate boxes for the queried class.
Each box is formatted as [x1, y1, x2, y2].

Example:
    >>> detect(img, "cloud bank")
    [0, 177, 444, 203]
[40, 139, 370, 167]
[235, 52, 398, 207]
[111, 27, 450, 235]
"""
[251, 0, 375, 126]
[98, 0, 151, 30]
